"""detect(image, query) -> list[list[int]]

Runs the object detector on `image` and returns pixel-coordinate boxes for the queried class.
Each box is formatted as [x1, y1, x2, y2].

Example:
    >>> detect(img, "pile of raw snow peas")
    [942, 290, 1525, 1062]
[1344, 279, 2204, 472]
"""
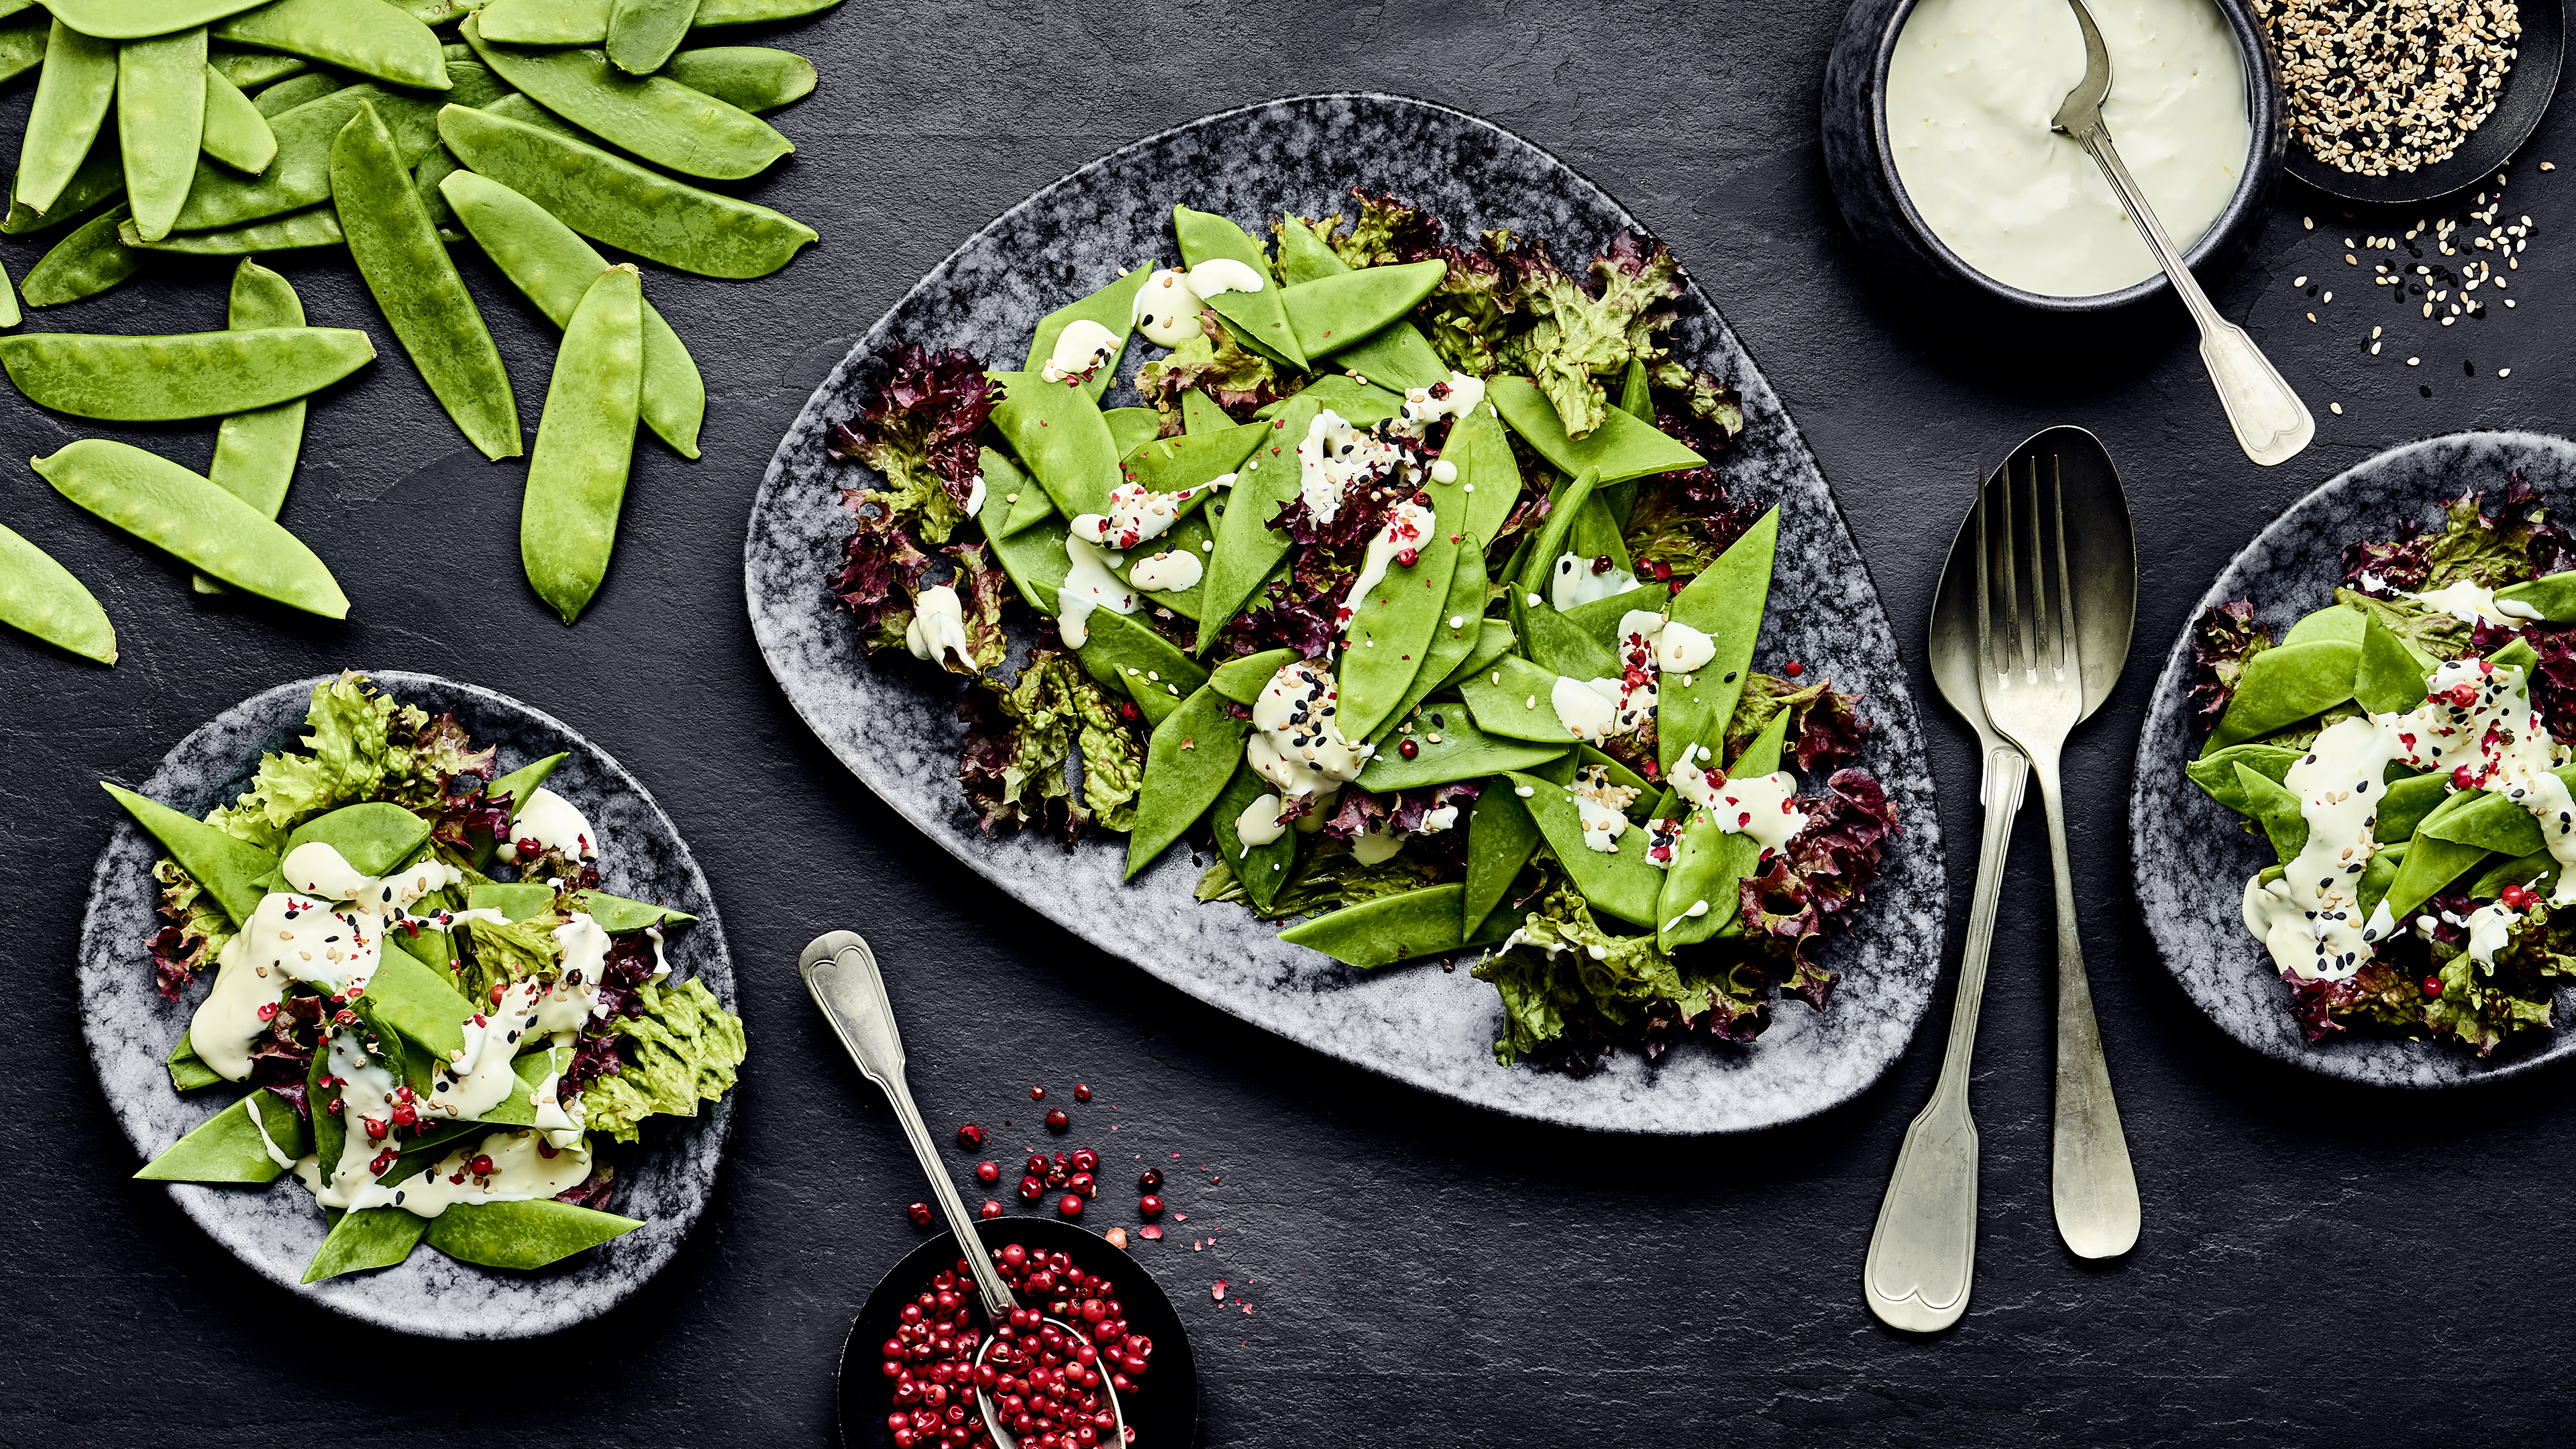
[0, 0, 833, 660]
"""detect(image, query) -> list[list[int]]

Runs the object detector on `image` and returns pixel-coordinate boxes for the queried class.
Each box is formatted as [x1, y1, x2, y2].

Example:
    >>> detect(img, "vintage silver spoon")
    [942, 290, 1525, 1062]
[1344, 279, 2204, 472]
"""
[802, 930, 1126, 1449]
[2053, 0, 2313, 467]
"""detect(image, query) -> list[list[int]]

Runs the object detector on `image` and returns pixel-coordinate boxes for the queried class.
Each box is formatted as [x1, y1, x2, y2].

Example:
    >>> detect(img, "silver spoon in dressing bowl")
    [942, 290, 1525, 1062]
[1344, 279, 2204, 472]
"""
[2051, 0, 2313, 467]
[802, 930, 1126, 1449]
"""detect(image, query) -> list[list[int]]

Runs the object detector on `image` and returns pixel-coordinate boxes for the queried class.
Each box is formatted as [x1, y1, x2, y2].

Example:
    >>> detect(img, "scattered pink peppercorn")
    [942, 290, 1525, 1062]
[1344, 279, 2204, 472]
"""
[1139, 1194, 1165, 1220]
[1069, 1148, 1098, 1173]
[1784, 660, 1804, 677]
[906, 1202, 932, 1228]
[1057, 1193, 1084, 1220]
[975, 1161, 1000, 1184]
[1045, 1108, 1069, 1133]
[979, 1200, 1002, 1220]
[1139, 1167, 1163, 1191]
[2424, 976, 2445, 998]
[1030, 1085, 1046, 1101]
[956, 1122, 984, 1150]
[1073, 1083, 1092, 1102]
[1018, 1175, 1044, 1202]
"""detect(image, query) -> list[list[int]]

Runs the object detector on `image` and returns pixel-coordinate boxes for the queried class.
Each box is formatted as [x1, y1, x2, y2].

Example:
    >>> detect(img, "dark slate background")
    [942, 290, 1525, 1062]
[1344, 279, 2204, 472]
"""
[5, 2, 2571, 1443]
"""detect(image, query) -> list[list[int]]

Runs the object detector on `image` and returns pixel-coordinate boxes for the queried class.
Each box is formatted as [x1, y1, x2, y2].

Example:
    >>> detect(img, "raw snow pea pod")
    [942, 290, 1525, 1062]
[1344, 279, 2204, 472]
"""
[119, 27, 210, 242]
[1515, 466, 1599, 596]
[168, 1036, 223, 1091]
[1279, 260, 1445, 360]
[1655, 708, 1790, 948]
[441, 168, 706, 457]
[1461, 783, 1542, 936]
[198, 60, 277, 172]
[0, 523, 115, 663]
[1339, 454, 1468, 739]
[1025, 264, 1145, 402]
[1436, 406, 1519, 547]
[1122, 418, 1264, 497]
[461, 15, 792, 180]
[2281, 601, 2365, 647]
[210, 44, 306, 89]
[250, 67, 341, 115]
[576, 888, 697, 931]
[2353, 612, 2430, 715]
[362, 946, 478, 1059]
[1578, 745, 1657, 817]
[1103, 406, 1159, 458]
[303, 1205, 427, 1283]
[1280, 883, 1515, 968]
[192, 258, 307, 594]
[480, 0, 841, 44]
[1124, 684, 1251, 881]
[1196, 396, 1324, 655]
[1112, 512, 1211, 619]
[1211, 649, 1300, 703]
[100, 782, 276, 922]
[286, 799, 434, 873]
[1075, 607, 1205, 730]
[212, 0, 450, 91]
[135, 1089, 308, 1183]
[661, 44, 816, 113]
[1597, 358, 1656, 524]
[434, 103, 816, 278]
[123, 201, 345, 252]
[1655, 506, 1778, 776]
[2182, 742, 2302, 814]
[1371, 543, 1491, 737]
[1513, 593, 1617, 683]
[1504, 768, 1664, 928]
[468, 880, 556, 921]
[2377, 770, 2449, 844]
[1489, 374, 1704, 480]
[1180, 388, 1230, 435]
[3, 133, 124, 235]
[520, 265, 644, 622]
[975, 448, 1069, 610]
[1353, 712, 1566, 794]
[0, 11, 43, 84]
[2385, 831, 2491, 922]
[333, 100, 522, 460]
[1256, 372, 1403, 427]
[2230, 761, 2308, 862]
[1275, 213, 1343, 287]
[1172, 205, 1305, 369]
[178, 62, 508, 230]
[2202, 638, 2362, 751]
[425, 1199, 643, 1270]
[1460, 655, 1579, 743]
[20, 202, 142, 306]
[32, 439, 350, 616]
[44, 0, 267, 41]
[1436, 619, 1515, 694]
[0, 325, 374, 417]
[1212, 761, 1297, 915]
[2418, 786, 2554, 857]
[2496, 572, 2576, 622]
[1270, 215, 1446, 390]
[15, 21, 119, 217]
[606, 0, 698, 74]
[985, 369, 1119, 521]
[2471, 850, 2555, 900]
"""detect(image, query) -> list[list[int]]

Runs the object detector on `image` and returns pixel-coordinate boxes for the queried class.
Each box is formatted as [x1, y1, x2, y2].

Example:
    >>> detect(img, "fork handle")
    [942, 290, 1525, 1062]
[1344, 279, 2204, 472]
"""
[2025, 747, 2141, 1260]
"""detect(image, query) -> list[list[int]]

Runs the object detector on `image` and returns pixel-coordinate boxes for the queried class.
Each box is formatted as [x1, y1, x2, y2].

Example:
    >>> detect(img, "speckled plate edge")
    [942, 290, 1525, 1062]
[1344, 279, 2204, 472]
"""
[76, 670, 737, 1336]
[2132, 430, 2576, 1085]
[744, 93, 1947, 1135]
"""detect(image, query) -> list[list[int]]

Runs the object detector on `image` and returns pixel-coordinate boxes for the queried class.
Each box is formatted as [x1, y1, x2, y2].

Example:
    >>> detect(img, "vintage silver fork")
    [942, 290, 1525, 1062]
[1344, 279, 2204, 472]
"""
[1974, 455, 2141, 1260]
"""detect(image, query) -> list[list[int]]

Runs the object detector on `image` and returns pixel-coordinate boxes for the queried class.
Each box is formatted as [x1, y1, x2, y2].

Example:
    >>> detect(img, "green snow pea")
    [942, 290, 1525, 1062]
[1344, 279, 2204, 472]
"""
[2377, 770, 2448, 844]
[1181, 389, 1230, 435]
[1, 325, 373, 418]
[1212, 761, 1296, 916]
[1111, 511, 1211, 619]
[1514, 466, 1598, 596]
[1280, 883, 1515, 967]
[521, 265, 643, 622]
[1506, 769, 1662, 928]
[442, 170, 704, 458]
[425, 1198, 644, 1270]
[0, 11, 43, 85]
[1371, 543, 1491, 738]
[1489, 374, 1704, 482]
[2282, 602, 2365, 647]
[2491, 635, 2540, 678]
[435, 103, 816, 278]
[251, 68, 341, 115]
[606, 0, 698, 73]
[1599, 358, 1654, 523]
[19, 203, 141, 306]
[987, 369, 1118, 521]
[15, 22, 119, 217]
[1460, 784, 1541, 937]
[1104, 406, 1160, 458]
[285, 800, 433, 873]
[2183, 742, 2302, 815]
[335, 101, 522, 460]
[1461, 655, 1580, 743]
[1026, 264, 1144, 402]
[1438, 619, 1516, 693]
[1513, 594, 1617, 683]
[410, 0, 494, 24]
[480, 0, 839, 44]
[1339, 454, 1466, 739]
[1437, 408, 1518, 547]
[119, 28, 209, 245]
[213, 0, 449, 91]
[1280, 260, 1444, 360]
[1194, 396, 1320, 654]
[1076, 607, 1204, 730]
[2471, 850, 2555, 900]
[0, 523, 115, 663]
[198, 60, 276, 172]
[101, 781, 275, 922]
[578, 888, 696, 931]
[976, 449, 1068, 609]
[468, 880, 556, 921]
[1124, 684, 1250, 880]
[136, 1089, 308, 1182]
[2386, 832, 2491, 923]
[1212, 647, 1299, 703]
[661, 44, 816, 113]
[1173, 205, 1305, 369]
[1656, 708, 1790, 948]
[1256, 372, 1402, 427]
[2497, 572, 2576, 622]
[1354, 711, 1566, 793]
[45, 0, 266, 41]
[2354, 612, 2429, 715]
[1655, 506, 1778, 776]
[1564, 487, 1630, 574]
[123, 201, 347, 252]
[361, 947, 476, 1060]
[1578, 745, 1656, 818]
[303, 1205, 427, 1283]
[4, 132, 123, 234]
[2204, 639, 2363, 751]
[167, 1035, 223, 1091]
[1269, 215, 1446, 389]
[211, 44, 307, 89]
[2230, 761, 2307, 862]
[177, 61, 507, 230]
[34, 439, 350, 616]
[1276, 213, 1341, 286]
[1123, 418, 1264, 497]
[2419, 787, 2552, 857]
[462, 16, 790, 180]
[486, 751, 568, 815]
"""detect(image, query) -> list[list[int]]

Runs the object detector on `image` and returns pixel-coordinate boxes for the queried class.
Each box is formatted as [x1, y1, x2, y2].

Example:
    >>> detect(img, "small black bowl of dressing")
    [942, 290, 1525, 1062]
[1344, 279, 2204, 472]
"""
[1822, 0, 2289, 313]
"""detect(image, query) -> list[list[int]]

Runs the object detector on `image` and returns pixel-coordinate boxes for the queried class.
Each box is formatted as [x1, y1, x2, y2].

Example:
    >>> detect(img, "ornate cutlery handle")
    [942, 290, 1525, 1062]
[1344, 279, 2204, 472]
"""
[2023, 750, 2141, 1259]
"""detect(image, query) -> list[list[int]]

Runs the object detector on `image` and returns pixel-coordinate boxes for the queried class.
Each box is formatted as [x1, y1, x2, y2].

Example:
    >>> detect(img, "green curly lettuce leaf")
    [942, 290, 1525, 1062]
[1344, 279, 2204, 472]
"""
[581, 977, 748, 1144]
[1134, 313, 1283, 431]
[1193, 837, 1446, 919]
[1494, 235, 1683, 439]
[1471, 869, 1762, 1065]
[957, 648, 1143, 843]
[202, 672, 490, 851]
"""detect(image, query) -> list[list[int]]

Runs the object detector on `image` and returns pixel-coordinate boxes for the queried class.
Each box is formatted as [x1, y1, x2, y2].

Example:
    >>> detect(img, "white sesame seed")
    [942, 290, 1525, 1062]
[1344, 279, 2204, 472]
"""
[2294, 274, 2310, 286]
[2331, 402, 2345, 415]
[2304, 217, 2314, 229]
[2499, 368, 2512, 377]
[2408, 356, 2421, 366]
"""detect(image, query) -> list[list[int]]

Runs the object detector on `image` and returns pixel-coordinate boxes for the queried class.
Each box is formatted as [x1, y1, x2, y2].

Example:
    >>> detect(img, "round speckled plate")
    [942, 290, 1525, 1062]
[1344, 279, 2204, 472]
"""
[76, 672, 735, 1336]
[744, 94, 1946, 1134]
[2134, 431, 2576, 1084]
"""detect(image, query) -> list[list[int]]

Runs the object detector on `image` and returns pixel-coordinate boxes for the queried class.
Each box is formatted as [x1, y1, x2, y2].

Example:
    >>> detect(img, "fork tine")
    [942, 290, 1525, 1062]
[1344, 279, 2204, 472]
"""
[2049, 453, 2080, 674]
[1996, 458, 2019, 674]
[2019, 451, 2047, 672]
[1974, 468, 1994, 676]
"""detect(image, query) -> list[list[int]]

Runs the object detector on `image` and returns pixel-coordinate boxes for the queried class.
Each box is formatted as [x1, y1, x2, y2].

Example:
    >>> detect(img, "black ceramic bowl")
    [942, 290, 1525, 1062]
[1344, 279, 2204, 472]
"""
[838, 1218, 1201, 1449]
[1822, 0, 2288, 312]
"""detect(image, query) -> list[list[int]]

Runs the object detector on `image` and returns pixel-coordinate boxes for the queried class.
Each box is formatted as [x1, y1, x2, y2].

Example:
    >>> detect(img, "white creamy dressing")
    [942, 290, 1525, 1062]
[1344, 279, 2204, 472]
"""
[1054, 536, 1140, 649]
[1620, 608, 1718, 676]
[312, 1028, 411, 1210]
[1291, 373, 1485, 531]
[498, 787, 597, 864]
[1073, 481, 1197, 552]
[1701, 771, 1809, 853]
[1548, 674, 1656, 742]
[1130, 549, 1203, 593]
[427, 980, 542, 1122]
[1130, 261, 1267, 346]
[1552, 554, 1643, 611]
[1234, 793, 1290, 850]
[964, 471, 986, 517]
[904, 583, 973, 666]
[1884, 0, 2249, 297]
[1040, 319, 1122, 384]
[1642, 814, 1685, 869]
[394, 1129, 594, 1218]
[1246, 660, 1370, 798]
[2459, 902, 2520, 967]
[2410, 579, 2543, 627]
[1337, 500, 1436, 631]
[1568, 765, 1640, 853]
[246, 1095, 297, 1171]
[531, 1063, 587, 1148]
[533, 912, 614, 1032]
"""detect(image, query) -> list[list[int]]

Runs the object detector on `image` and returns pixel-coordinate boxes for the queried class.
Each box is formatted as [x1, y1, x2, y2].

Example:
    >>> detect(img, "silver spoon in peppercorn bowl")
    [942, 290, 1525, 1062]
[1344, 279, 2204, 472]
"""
[803, 929, 1129, 1449]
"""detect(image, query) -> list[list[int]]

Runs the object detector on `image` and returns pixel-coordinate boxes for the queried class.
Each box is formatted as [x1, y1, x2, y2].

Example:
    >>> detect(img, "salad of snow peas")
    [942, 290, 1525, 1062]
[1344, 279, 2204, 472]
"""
[115, 672, 745, 1281]
[2188, 480, 2576, 1055]
[825, 193, 1899, 1073]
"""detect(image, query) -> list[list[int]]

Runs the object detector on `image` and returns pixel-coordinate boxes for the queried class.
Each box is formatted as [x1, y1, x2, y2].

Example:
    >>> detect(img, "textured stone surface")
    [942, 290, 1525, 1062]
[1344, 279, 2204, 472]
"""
[746, 94, 1945, 1134]
[9, 0, 2576, 1443]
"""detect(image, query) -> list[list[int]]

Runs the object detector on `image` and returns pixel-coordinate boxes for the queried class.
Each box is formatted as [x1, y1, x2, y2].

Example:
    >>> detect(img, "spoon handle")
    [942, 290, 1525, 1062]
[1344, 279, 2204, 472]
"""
[802, 930, 1017, 1318]
[2079, 128, 2314, 467]
[2023, 751, 2141, 1260]
[1864, 741, 2025, 1332]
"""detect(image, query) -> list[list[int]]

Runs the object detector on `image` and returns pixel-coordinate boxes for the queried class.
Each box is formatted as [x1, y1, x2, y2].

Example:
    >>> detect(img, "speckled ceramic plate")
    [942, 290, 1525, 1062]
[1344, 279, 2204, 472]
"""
[76, 671, 735, 1336]
[744, 93, 1946, 1134]
[2134, 430, 2576, 1085]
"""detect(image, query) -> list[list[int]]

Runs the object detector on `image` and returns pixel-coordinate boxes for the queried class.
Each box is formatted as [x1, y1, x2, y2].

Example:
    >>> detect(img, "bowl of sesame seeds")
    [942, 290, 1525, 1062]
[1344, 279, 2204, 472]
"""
[2266, 0, 2565, 206]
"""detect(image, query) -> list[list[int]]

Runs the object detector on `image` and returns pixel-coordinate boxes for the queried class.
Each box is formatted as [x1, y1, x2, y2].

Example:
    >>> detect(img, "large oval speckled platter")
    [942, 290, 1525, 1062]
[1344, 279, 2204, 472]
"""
[2134, 431, 2576, 1085]
[745, 94, 1945, 1134]
[77, 671, 735, 1335]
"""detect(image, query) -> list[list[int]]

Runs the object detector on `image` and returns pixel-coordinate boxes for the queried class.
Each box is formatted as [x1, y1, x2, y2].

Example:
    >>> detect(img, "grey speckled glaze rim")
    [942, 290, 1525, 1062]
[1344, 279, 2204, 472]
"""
[2132, 431, 2576, 1086]
[76, 671, 736, 1337]
[745, 92, 1948, 1135]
